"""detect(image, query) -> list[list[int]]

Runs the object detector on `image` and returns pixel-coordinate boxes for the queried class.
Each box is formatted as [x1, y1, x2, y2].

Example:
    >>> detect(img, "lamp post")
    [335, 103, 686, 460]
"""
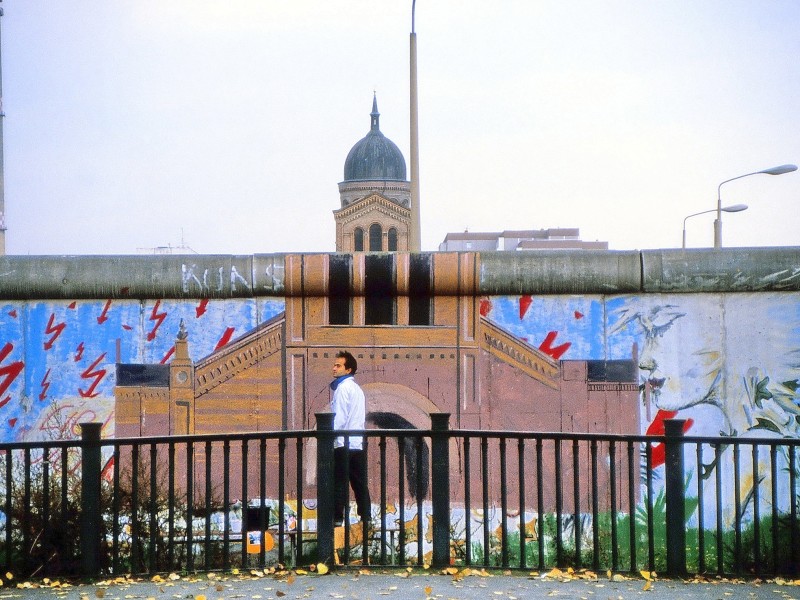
[714, 164, 797, 248]
[683, 204, 747, 249]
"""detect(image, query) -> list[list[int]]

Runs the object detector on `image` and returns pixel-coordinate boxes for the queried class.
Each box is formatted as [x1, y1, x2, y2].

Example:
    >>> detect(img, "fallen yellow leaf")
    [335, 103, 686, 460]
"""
[643, 580, 652, 591]
[317, 563, 329, 575]
[425, 585, 432, 595]
[640, 570, 651, 581]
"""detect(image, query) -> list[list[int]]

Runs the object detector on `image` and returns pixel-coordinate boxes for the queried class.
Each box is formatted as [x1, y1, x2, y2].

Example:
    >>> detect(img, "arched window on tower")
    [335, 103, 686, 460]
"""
[354, 227, 364, 251]
[369, 224, 382, 251]
[388, 227, 398, 251]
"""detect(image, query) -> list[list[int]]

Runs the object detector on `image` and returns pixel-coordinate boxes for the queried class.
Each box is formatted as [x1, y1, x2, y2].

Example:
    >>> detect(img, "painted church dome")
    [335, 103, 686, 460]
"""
[343, 95, 407, 182]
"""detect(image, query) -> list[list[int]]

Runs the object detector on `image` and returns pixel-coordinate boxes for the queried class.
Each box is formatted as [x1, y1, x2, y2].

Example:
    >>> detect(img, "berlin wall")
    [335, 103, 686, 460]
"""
[1, 248, 799, 447]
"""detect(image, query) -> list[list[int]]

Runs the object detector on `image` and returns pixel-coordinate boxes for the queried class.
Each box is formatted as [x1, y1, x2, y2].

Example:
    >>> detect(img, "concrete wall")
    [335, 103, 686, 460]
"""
[1, 248, 798, 447]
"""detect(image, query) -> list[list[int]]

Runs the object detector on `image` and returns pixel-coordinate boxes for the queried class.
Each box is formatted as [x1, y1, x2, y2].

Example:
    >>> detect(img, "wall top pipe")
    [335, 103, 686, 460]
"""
[0, 247, 798, 300]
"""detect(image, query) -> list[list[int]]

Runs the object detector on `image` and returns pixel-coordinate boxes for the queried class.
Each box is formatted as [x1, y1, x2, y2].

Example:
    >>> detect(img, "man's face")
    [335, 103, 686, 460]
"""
[332, 357, 351, 378]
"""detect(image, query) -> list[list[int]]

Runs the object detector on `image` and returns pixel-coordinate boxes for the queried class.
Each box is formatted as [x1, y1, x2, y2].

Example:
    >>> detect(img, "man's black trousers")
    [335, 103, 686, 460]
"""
[333, 446, 371, 523]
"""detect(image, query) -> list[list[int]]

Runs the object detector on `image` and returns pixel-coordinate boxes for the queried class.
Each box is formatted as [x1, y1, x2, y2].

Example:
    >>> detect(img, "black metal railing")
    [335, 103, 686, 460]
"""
[0, 415, 797, 579]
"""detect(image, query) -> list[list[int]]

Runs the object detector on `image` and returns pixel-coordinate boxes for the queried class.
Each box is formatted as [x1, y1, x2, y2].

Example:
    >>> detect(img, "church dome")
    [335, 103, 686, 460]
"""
[343, 95, 407, 182]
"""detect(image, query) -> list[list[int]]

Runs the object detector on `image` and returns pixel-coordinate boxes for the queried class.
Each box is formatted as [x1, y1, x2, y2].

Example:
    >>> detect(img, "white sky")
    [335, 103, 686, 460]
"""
[3, 1, 799, 255]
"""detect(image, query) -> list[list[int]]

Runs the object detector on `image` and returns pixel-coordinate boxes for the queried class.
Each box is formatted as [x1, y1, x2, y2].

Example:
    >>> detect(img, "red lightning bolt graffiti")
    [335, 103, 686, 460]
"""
[79, 353, 107, 398]
[43, 313, 67, 350]
[146, 300, 167, 342]
[196, 298, 209, 318]
[519, 295, 533, 320]
[160, 346, 175, 364]
[97, 299, 112, 324]
[214, 327, 235, 351]
[0, 342, 24, 409]
[538, 331, 571, 360]
[74, 342, 85, 362]
[39, 368, 52, 401]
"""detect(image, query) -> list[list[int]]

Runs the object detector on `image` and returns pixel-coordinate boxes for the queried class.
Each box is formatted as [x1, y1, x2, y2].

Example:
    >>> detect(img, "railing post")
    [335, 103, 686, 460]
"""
[664, 419, 687, 577]
[430, 413, 451, 567]
[315, 413, 335, 566]
[80, 422, 103, 579]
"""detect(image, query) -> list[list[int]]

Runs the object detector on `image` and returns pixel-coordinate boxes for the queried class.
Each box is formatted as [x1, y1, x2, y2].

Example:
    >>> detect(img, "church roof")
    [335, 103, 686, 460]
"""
[342, 95, 407, 182]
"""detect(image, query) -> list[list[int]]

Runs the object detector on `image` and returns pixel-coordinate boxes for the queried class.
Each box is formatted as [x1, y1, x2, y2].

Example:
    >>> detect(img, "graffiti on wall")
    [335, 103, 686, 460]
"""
[0, 298, 284, 443]
[1, 293, 799, 447]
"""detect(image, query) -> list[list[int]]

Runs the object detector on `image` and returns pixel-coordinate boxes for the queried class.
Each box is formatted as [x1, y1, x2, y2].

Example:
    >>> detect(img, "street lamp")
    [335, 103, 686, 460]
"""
[683, 204, 747, 249]
[714, 164, 797, 248]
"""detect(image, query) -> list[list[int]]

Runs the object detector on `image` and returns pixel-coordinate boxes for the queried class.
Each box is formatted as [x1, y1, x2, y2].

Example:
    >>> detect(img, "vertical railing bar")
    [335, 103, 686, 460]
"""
[627, 440, 636, 573]
[573, 438, 581, 569]
[416, 435, 424, 566]
[168, 441, 176, 570]
[790, 444, 798, 576]
[3, 450, 11, 574]
[360, 435, 370, 565]
[769, 444, 778, 574]
[149, 443, 158, 573]
[222, 440, 231, 571]
[609, 440, 618, 572]
[715, 443, 723, 575]
[186, 440, 194, 572]
[277, 437, 286, 566]
[42, 447, 51, 577]
[380, 435, 387, 565]
[23, 447, 31, 576]
[259, 437, 268, 568]
[590, 439, 599, 572]
[296, 436, 304, 568]
[555, 439, 563, 567]
[398, 434, 406, 566]
[481, 436, 490, 567]
[464, 436, 471, 566]
[204, 440, 212, 572]
[241, 438, 249, 569]
[752, 444, 760, 576]
[342, 436, 351, 565]
[536, 437, 544, 571]
[131, 443, 141, 574]
[499, 436, 508, 569]
[112, 444, 121, 574]
[645, 442, 654, 573]
[733, 443, 742, 575]
[62, 447, 71, 571]
[697, 443, 705, 574]
[518, 438, 527, 571]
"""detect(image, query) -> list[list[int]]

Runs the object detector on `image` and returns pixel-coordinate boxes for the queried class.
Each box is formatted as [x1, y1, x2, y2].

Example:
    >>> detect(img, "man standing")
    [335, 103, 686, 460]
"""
[330, 350, 371, 526]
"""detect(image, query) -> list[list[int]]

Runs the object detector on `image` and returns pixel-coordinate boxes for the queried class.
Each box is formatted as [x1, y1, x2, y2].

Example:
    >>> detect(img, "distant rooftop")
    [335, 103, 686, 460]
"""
[439, 228, 607, 251]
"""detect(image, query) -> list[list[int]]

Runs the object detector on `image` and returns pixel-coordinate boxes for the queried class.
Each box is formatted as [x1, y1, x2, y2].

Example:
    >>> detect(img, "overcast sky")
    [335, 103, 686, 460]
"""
[3, 1, 799, 255]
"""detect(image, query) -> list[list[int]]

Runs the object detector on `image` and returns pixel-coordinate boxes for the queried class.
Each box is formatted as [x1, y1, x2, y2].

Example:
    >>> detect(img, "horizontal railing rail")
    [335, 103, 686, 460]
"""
[0, 417, 797, 579]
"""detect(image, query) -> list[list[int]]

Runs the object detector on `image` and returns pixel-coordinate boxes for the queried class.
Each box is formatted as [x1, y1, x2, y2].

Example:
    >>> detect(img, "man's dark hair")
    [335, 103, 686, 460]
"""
[336, 350, 357, 374]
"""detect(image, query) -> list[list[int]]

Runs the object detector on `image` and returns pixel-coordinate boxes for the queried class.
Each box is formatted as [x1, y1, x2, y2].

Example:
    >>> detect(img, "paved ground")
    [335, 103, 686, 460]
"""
[2, 568, 797, 600]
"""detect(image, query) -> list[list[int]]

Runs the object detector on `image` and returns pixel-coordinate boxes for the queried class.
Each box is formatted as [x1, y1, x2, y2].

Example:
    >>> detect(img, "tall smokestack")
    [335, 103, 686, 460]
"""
[409, 1, 421, 252]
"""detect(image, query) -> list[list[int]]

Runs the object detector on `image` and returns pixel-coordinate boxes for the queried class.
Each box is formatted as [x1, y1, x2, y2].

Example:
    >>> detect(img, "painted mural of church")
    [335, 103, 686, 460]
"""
[114, 251, 640, 439]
